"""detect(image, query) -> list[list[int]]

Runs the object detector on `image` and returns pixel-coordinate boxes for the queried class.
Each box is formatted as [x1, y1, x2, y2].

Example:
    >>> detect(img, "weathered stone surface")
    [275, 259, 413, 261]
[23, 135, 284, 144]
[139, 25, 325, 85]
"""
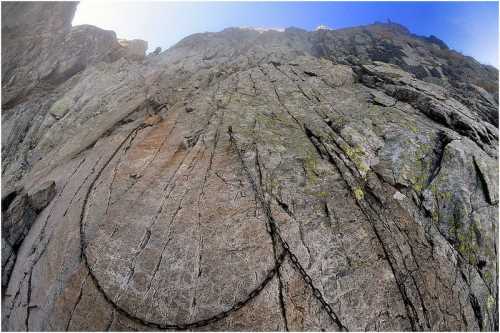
[27, 181, 57, 212]
[118, 38, 148, 60]
[2, 2, 498, 331]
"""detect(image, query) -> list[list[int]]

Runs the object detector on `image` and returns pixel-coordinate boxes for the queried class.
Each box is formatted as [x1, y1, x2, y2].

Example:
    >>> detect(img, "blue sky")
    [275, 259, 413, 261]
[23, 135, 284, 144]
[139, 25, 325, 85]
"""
[73, 1, 499, 67]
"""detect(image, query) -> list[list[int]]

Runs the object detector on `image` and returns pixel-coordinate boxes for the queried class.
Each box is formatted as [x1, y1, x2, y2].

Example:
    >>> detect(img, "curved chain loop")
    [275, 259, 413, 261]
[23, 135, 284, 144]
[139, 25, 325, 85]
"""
[82, 126, 347, 331]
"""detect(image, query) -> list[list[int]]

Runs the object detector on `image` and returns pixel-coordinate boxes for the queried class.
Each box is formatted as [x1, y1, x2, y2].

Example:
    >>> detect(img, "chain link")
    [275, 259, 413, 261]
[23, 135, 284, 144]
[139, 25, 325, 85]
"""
[80, 125, 292, 331]
[154, 128, 346, 331]
[272, 224, 347, 331]
[164, 250, 288, 330]
[80, 112, 348, 331]
[175, 223, 345, 331]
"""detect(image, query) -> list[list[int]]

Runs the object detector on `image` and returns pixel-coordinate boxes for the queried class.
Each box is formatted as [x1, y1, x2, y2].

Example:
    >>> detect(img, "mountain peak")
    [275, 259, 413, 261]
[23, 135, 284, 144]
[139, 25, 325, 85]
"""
[315, 24, 332, 31]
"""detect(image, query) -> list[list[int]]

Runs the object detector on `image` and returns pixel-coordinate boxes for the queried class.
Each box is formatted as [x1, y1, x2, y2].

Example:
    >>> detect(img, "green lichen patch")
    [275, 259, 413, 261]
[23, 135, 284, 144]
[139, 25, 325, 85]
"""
[303, 150, 319, 184]
[354, 186, 364, 200]
[431, 209, 439, 223]
[304, 187, 332, 200]
[331, 115, 348, 129]
[403, 119, 419, 134]
[316, 191, 330, 198]
[367, 105, 381, 113]
[437, 190, 453, 202]
[407, 142, 435, 193]
[264, 176, 281, 194]
[410, 174, 426, 193]
[484, 271, 493, 284]
[487, 295, 495, 311]
[340, 142, 370, 177]
[49, 97, 72, 119]
[456, 224, 479, 266]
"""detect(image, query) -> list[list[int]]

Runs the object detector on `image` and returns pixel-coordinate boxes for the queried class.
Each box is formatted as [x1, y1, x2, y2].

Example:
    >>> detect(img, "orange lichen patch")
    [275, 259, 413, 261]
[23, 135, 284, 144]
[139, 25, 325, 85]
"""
[128, 114, 176, 161]
[144, 114, 162, 126]
[108, 112, 181, 189]
[159, 142, 191, 172]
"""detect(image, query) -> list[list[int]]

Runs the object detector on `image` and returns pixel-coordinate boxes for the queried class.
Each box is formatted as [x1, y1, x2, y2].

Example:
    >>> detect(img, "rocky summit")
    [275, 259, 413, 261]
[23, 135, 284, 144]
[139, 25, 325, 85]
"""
[1, 2, 499, 331]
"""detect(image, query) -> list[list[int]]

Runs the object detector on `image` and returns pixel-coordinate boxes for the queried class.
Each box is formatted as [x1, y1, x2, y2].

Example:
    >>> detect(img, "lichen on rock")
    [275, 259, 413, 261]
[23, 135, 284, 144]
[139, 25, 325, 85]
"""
[1, 3, 498, 331]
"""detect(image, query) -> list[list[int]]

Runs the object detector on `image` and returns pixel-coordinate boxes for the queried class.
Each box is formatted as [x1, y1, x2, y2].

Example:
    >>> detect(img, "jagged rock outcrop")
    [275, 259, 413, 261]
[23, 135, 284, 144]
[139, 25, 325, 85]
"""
[1, 2, 498, 331]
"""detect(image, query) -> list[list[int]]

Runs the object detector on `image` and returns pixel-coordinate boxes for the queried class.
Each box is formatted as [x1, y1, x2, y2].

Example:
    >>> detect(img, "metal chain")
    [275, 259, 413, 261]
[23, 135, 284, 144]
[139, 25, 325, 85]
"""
[105, 126, 346, 330]
[227, 126, 347, 331]
[271, 225, 347, 331]
[79, 124, 291, 331]
[87, 244, 288, 331]
[90, 127, 343, 331]
[182, 250, 288, 329]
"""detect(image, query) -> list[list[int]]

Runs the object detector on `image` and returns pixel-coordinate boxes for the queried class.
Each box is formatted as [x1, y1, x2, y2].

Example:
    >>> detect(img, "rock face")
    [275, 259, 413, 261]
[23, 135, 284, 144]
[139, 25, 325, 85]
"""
[1, 2, 498, 331]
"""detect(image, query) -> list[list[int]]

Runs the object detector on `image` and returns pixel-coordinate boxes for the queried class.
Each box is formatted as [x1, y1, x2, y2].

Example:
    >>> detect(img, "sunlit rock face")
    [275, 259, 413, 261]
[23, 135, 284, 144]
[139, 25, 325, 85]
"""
[1, 2, 498, 331]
